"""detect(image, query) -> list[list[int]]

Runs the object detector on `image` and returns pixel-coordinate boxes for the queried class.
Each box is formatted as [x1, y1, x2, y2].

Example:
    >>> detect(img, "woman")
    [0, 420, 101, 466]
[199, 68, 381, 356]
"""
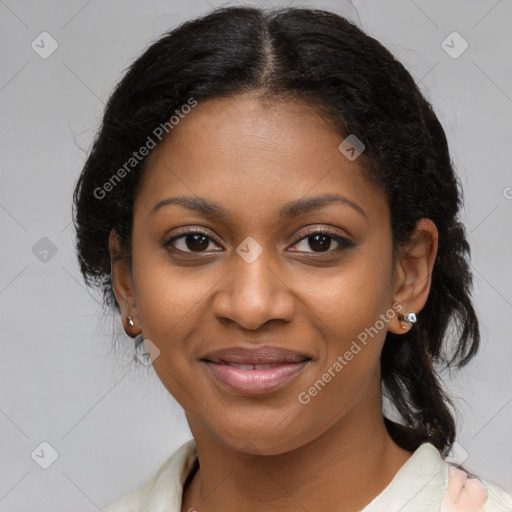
[72, 6, 512, 511]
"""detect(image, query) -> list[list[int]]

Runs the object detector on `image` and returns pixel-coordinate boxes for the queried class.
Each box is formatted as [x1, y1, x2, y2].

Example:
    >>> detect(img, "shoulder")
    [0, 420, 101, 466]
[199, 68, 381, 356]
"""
[102, 439, 198, 512]
[362, 442, 511, 512]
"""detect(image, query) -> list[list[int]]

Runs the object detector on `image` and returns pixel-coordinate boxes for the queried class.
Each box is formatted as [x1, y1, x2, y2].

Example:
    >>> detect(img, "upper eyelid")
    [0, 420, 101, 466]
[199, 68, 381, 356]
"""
[166, 227, 222, 245]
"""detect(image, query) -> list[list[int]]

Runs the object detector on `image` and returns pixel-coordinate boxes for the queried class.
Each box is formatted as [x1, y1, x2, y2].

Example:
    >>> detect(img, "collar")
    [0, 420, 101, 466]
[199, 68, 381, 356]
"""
[144, 439, 198, 511]
[361, 442, 447, 511]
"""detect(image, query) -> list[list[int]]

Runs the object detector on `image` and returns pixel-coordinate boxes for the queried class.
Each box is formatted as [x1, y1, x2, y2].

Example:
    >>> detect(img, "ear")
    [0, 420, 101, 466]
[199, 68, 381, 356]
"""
[109, 229, 141, 337]
[388, 218, 438, 334]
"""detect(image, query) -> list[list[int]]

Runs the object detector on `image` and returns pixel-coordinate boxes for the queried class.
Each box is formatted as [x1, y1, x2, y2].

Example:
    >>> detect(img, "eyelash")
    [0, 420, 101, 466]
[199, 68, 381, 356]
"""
[163, 227, 354, 255]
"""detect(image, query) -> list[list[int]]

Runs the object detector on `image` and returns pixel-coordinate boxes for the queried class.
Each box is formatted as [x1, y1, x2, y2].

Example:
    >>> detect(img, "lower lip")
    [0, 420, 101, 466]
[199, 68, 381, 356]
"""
[203, 361, 310, 395]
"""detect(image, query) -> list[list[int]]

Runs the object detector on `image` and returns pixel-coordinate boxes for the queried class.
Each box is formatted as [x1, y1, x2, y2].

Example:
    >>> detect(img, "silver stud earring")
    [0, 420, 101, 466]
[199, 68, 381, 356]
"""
[398, 312, 417, 329]
[128, 316, 135, 327]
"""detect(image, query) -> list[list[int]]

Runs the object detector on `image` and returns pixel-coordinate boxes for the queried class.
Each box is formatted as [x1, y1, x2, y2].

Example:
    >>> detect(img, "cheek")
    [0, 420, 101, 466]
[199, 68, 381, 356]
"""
[131, 239, 212, 341]
[296, 249, 393, 395]
[299, 250, 393, 338]
[129, 250, 203, 400]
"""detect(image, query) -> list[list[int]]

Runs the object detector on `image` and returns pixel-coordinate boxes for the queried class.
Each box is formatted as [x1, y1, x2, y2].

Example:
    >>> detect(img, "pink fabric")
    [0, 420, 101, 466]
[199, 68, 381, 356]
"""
[440, 466, 489, 511]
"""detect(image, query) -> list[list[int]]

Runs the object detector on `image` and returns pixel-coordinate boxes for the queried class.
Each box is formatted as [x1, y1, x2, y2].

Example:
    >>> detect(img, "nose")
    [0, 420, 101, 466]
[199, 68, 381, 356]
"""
[211, 247, 295, 330]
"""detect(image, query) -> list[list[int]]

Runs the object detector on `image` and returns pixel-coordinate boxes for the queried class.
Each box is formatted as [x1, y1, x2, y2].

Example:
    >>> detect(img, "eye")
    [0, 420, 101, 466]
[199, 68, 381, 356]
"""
[163, 227, 354, 255]
[290, 228, 354, 254]
[164, 229, 222, 253]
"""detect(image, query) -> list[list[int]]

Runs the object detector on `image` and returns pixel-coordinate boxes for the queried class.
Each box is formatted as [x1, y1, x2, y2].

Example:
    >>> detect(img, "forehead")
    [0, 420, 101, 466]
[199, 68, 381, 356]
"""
[135, 94, 388, 228]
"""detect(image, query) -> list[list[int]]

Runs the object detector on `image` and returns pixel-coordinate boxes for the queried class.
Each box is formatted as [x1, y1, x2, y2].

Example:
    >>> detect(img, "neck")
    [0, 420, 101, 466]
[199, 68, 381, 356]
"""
[181, 404, 413, 512]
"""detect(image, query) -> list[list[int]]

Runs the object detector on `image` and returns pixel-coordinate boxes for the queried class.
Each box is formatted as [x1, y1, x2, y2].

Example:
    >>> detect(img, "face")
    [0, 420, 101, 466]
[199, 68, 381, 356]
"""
[114, 93, 410, 455]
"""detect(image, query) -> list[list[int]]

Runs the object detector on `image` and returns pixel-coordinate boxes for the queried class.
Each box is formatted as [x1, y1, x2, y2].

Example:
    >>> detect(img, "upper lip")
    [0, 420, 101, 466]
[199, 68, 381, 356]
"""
[202, 345, 311, 365]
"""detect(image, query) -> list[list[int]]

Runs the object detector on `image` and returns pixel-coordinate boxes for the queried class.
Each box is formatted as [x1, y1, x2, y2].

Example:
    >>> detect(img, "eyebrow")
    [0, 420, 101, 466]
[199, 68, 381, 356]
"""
[150, 193, 367, 221]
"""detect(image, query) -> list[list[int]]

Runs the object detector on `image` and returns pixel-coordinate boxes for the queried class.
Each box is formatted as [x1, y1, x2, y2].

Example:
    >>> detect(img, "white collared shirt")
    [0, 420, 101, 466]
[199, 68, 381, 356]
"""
[103, 439, 512, 511]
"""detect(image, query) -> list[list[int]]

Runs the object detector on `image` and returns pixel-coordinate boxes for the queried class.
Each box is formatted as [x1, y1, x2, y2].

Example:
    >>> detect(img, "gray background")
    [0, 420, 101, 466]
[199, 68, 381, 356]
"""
[0, 0, 511, 510]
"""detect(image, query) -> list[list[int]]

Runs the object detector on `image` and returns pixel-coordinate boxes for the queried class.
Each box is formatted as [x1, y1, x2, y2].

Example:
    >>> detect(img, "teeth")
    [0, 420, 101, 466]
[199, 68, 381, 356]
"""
[227, 363, 281, 370]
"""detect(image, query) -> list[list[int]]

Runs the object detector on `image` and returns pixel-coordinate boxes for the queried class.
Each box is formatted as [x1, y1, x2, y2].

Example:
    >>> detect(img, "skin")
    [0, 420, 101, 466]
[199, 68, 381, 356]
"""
[109, 92, 438, 512]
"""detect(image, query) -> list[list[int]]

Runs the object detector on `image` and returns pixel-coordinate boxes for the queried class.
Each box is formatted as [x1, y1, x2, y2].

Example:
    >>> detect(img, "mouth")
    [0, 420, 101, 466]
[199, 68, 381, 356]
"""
[201, 346, 312, 395]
